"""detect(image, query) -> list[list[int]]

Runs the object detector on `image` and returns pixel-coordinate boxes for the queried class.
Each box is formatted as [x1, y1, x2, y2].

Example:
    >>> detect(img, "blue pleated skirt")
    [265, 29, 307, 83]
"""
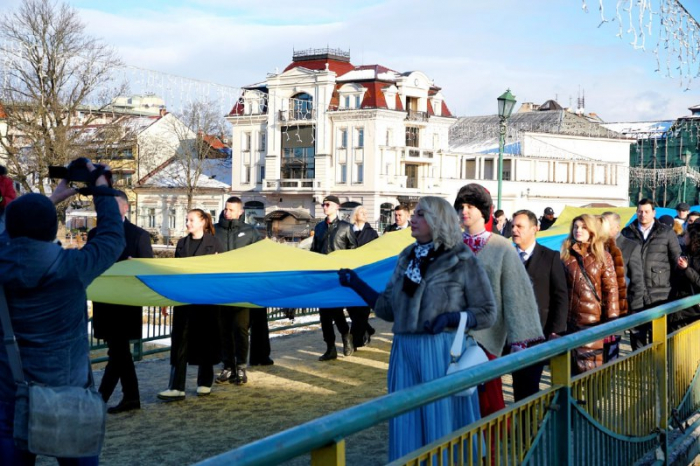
[388, 332, 481, 462]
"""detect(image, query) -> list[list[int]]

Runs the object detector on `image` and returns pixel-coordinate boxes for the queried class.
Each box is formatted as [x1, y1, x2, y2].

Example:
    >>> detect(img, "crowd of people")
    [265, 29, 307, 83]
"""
[1, 156, 698, 463]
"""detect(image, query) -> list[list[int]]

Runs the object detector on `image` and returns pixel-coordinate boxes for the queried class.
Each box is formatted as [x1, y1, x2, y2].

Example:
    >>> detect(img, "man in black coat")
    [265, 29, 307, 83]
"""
[213, 196, 268, 386]
[602, 212, 645, 313]
[621, 199, 681, 349]
[90, 190, 153, 413]
[382, 204, 409, 233]
[311, 195, 357, 360]
[539, 207, 557, 231]
[510, 210, 569, 401]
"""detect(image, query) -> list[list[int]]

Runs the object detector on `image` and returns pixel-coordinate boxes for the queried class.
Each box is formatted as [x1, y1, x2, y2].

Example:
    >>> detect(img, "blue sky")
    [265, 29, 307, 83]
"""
[3, 0, 700, 122]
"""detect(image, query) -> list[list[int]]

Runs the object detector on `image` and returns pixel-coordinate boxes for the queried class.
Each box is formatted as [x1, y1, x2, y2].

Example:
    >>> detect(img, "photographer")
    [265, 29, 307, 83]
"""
[0, 161, 124, 465]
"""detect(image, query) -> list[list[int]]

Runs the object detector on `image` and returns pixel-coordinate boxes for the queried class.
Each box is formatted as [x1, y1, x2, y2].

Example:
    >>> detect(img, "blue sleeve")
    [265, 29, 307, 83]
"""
[75, 196, 126, 287]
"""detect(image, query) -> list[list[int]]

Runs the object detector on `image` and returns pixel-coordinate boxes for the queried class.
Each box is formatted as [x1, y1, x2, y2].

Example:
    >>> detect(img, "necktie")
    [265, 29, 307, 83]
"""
[519, 251, 527, 263]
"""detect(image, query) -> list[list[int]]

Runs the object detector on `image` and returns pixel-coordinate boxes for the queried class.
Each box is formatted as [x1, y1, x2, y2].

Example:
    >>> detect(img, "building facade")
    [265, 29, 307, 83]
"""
[226, 48, 459, 232]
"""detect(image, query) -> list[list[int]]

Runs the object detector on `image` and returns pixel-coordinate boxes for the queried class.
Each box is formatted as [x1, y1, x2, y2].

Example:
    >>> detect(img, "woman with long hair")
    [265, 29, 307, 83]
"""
[561, 214, 619, 373]
[338, 196, 496, 460]
[671, 223, 700, 331]
[158, 209, 224, 401]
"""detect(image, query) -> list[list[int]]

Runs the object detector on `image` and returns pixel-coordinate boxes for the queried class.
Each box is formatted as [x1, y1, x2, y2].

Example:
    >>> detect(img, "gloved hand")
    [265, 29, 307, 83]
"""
[338, 268, 359, 288]
[337, 268, 379, 308]
[424, 311, 475, 334]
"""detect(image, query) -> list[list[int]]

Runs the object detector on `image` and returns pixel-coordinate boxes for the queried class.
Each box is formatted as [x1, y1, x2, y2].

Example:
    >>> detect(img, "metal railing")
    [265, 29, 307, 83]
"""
[89, 307, 320, 363]
[193, 295, 700, 466]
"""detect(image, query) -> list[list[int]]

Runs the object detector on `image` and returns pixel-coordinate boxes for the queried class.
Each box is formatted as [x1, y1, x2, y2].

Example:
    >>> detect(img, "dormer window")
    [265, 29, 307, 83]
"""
[338, 84, 365, 110]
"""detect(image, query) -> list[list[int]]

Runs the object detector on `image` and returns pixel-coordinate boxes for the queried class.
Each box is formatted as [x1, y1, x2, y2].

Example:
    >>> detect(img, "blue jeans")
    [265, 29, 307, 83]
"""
[0, 401, 99, 465]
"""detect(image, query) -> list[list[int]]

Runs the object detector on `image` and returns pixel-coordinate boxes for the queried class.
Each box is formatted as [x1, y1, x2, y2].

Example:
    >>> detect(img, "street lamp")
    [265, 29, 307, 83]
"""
[497, 89, 517, 210]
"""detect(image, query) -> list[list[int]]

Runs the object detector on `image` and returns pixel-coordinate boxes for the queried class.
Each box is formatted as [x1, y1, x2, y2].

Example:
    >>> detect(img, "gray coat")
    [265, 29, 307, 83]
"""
[374, 242, 497, 334]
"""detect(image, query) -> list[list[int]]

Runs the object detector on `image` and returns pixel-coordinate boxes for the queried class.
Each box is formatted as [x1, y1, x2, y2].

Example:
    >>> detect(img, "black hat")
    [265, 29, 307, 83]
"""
[6, 193, 58, 242]
[658, 215, 674, 227]
[322, 195, 340, 206]
[544, 207, 555, 215]
[676, 202, 690, 212]
[453, 183, 492, 221]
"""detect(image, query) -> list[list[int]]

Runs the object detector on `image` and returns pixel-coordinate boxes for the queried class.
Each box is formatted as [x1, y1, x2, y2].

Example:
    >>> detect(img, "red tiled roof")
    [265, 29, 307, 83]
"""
[284, 59, 355, 76]
[441, 101, 452, 117]
[228, 99, 245, 116]
[360, 82, 387, 109]
[395, 94, 404, 112]
[201, 133, 228, 150]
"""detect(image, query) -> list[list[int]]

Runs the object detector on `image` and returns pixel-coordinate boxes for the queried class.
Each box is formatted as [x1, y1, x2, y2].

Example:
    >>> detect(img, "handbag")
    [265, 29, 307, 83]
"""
[0, 287, 106, 458]
[446, 312, 488, 397]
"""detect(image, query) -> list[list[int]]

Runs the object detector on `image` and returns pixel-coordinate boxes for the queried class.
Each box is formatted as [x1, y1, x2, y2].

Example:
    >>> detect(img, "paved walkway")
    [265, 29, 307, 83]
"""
[40, 318, 394, 466]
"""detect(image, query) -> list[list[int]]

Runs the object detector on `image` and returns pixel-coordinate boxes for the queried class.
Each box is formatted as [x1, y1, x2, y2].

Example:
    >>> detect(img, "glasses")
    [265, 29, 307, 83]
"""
[322, 203, 332, 207]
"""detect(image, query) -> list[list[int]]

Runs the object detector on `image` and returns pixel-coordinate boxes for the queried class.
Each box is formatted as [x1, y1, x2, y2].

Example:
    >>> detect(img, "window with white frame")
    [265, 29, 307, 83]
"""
[245, 166, 251, 184]
[259, 131, 266, 151]
[344, 95, 350, 109]
[386, 128, 393, 146]
[339, 128, 348, 148]
[356, 163, 364, 183]
[340, 164, 347, 183]
[148, 208, 156, 228]
[357, 128, 364, 148]
[169, 209, 176, 229]
[258, 164, 265, 183]
[355, 95, 361, 108]
[242, 132, 251, 151]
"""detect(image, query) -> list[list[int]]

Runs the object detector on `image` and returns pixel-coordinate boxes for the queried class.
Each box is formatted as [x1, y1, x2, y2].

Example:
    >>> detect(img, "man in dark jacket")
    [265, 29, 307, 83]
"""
[493, 209, 512, 238]
[510, 210, 568, 400]
[0, 168, 124, 464]
[383, 204, 409, 233]
[602, 212, 645, 313]
[539, 207, 556, 231]
[311, 195, 357, 360]
[213, 196, 267, 386]
[89, 191, 153, 414]
[621, 199, 681, 349]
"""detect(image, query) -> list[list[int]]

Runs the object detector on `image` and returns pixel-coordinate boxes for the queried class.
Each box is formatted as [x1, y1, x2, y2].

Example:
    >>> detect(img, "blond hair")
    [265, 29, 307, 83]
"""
[351, 205, 367, 225]
[560, 214, 607, 264]
[415, 196, 462, 250]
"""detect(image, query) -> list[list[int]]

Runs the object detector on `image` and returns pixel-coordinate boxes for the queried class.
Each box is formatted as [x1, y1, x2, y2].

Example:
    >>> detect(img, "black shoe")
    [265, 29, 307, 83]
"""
[107, 399, 141, 414]
[249, 357, 274, 366]
[230, 368, 248, 385]
[342, 334, 354, 357]
[319, 345, 337, 361]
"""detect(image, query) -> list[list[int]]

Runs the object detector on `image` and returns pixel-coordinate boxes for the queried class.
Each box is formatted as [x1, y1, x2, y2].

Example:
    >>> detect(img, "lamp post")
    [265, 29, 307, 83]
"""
[497, 89, 517, 210]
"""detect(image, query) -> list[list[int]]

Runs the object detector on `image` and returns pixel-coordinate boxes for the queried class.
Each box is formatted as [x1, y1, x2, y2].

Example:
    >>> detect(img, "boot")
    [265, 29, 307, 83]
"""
[319, 344, 337, 361]
[342, 334, 354, 357]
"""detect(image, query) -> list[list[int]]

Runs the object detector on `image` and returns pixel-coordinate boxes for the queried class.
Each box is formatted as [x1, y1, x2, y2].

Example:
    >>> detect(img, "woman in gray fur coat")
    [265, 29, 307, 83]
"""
[339, 196, 497, 461]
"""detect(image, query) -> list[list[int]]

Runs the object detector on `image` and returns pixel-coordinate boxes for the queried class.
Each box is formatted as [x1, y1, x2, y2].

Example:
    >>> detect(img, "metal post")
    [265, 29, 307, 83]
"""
[498, 116, 506, 210]
[652, 316, 669, 464]
[311, 439, 345, 466]
[550, 352, 573, 465]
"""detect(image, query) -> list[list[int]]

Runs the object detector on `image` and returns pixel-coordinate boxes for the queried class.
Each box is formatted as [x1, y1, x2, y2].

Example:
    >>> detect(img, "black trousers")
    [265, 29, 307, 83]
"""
[320, 308, 349, 344]
[249, 308, 272, 364]
[512, 361, 545, 402]
[98, 337, 139, 403]
[218, 307, 249, 369]
[347, 306, 373, 348]
[169, 320, 214, 391]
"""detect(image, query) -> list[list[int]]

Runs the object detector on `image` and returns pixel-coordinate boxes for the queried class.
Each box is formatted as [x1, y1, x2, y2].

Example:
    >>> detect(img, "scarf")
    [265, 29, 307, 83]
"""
[402, 242, 443, 297]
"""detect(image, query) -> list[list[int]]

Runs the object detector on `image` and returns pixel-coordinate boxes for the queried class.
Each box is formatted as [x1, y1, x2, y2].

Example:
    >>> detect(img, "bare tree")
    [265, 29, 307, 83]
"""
[0, 0, 123, 196]
[139, 101, 231, 212]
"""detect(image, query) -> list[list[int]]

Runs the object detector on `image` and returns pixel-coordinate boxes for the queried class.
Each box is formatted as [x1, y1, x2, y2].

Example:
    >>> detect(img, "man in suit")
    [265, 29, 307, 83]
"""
[510, 209, 568, 401]
[602, 212, 645, 313]
[383, 204, 409, 233]
[90, 190, 153, 413]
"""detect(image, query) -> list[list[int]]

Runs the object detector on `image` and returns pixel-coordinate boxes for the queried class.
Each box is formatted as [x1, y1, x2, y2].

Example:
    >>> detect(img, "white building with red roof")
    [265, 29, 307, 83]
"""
[226, 48, 458, 232]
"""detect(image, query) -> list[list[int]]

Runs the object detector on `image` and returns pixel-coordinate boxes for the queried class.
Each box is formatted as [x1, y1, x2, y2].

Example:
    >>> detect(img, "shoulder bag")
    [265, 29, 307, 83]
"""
[445, 312, 488, 396]
[0, 287, 106, 458]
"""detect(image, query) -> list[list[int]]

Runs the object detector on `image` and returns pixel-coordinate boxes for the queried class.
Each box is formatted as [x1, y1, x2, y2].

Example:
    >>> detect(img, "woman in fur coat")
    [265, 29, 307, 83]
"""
[338, 196, 497, 461]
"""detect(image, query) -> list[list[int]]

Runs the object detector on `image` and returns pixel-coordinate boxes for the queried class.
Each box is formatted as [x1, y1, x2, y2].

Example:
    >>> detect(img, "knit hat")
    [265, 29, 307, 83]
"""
[453, 183, 492, 221]
[658, 215, 674, 228]
[5, 193, 58, 241]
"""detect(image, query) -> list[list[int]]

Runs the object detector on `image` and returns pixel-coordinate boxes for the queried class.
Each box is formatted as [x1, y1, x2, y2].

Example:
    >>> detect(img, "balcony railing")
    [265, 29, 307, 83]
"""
[278, 109, 315, 122]
[406, 110, 428, 122]
[265, 179, 317, 189]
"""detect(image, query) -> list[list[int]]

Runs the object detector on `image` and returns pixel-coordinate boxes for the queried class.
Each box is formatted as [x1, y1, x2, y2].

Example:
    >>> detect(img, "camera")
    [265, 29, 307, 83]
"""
[48, 157, 112, 187]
